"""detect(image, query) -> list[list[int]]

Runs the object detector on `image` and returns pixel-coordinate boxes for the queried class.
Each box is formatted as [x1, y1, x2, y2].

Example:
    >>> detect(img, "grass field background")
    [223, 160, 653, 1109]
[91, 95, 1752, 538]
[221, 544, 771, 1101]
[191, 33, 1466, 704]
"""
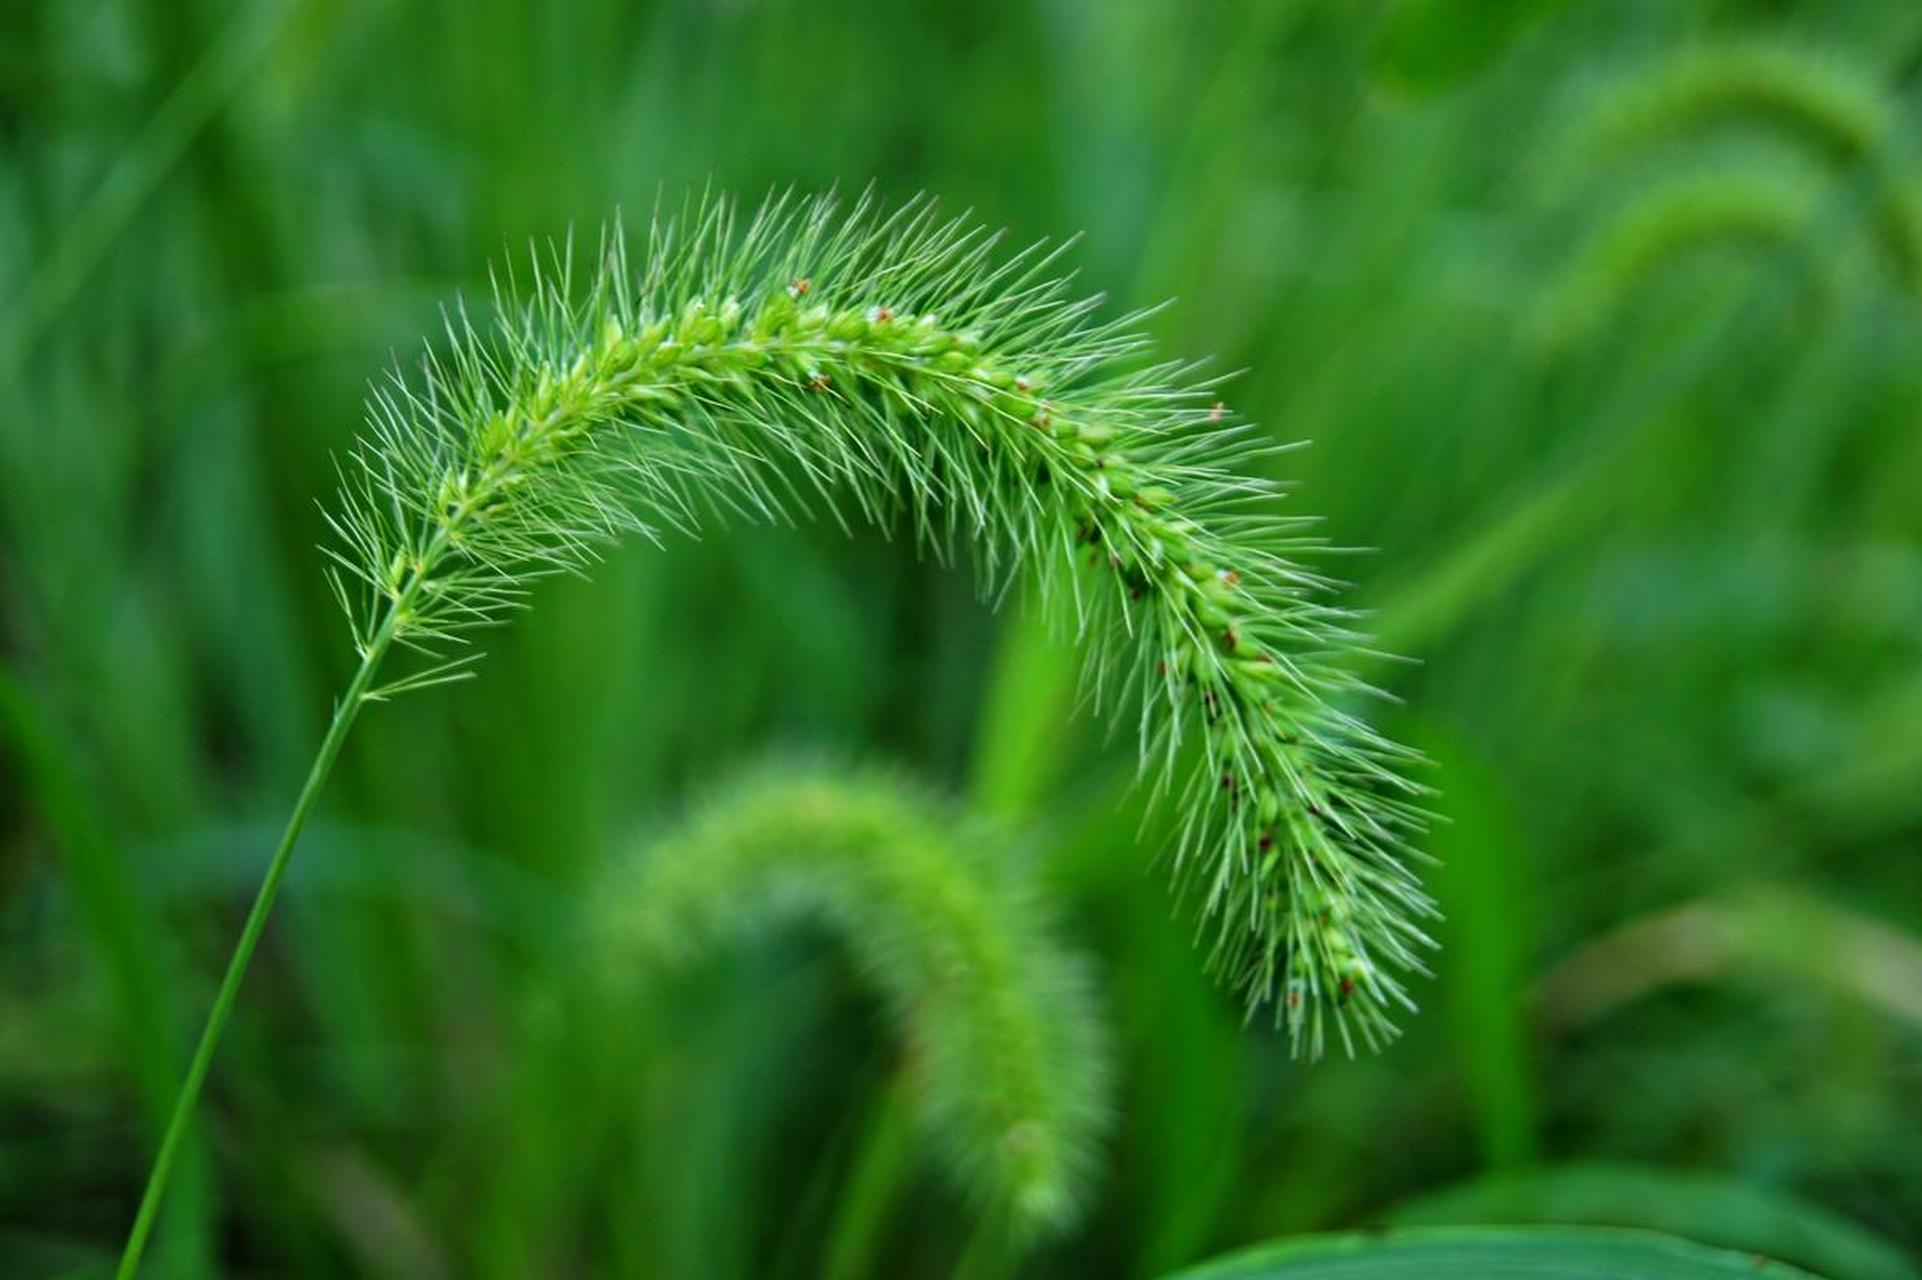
[3, 0, 1921, 1275]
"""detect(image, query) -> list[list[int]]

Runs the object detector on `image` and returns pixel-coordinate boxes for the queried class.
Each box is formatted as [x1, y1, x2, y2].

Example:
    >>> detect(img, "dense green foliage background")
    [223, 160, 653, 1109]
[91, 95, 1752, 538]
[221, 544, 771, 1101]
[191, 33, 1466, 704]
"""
[3, 0, 1920, 1275]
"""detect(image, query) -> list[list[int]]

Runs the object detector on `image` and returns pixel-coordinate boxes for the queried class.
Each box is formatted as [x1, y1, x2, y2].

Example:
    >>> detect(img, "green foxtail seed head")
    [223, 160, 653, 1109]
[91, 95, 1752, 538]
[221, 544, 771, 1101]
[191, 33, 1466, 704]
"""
[1537, 163, 1825, 345]
[598, 762, 1109, 1237]
[323, 190, 1435, 1058]
[1542, 41, 1922, 305]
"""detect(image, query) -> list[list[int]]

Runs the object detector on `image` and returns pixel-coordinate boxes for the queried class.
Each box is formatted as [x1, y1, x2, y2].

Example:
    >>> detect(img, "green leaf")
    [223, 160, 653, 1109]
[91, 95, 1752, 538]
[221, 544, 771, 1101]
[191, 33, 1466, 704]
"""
[1388, 1165, 1917, 1280]
[1166, 1226, 1827, 1279]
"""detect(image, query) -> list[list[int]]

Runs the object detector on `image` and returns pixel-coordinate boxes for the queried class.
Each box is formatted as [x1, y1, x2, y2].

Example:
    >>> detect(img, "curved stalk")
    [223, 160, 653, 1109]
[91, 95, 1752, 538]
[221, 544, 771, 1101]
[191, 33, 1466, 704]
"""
[115, 604, 400, 1279]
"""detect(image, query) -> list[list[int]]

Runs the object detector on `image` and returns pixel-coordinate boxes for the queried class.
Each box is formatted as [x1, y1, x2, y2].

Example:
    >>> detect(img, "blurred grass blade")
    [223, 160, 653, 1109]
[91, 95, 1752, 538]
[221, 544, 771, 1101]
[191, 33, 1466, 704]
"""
[1374, 0, 1573, 92]
[0, 0, 289, 383]
[0, 671, 215, 1277]
[1388, 1163, 1918, 1280]
[1417, 725, 1537, 1169]
[968, 588, 1083, 821]
[1536, 882, 1922, 1035]
[821, 1083, 917, 1280]
[1166, 1226, 1825, 1279]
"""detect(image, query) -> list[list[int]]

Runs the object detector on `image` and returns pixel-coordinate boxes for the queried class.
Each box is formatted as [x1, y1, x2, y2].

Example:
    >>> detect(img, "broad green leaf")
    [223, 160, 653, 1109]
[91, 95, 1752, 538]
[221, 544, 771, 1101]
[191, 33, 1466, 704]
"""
[1388, 1164, 1916, 1280]
[1167, 1226, 1825, 1279]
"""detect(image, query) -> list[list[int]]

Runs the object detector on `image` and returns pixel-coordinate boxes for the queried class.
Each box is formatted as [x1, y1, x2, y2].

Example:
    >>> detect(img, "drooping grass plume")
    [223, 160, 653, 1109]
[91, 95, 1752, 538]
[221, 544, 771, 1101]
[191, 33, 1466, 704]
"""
[118, 190, 1432, 1275]
[596, 763, 1108, 1237]
[1536, 163, 1828, 343]
[1557, 41, 1894, 167]
[327, 191, 1433, 1045]
[1542, 41, 1922, 303]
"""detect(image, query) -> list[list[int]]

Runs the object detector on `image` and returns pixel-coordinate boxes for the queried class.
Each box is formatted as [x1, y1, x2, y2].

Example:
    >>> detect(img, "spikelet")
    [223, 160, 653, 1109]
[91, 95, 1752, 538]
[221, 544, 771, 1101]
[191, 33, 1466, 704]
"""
[326, 191, 1434, 1056]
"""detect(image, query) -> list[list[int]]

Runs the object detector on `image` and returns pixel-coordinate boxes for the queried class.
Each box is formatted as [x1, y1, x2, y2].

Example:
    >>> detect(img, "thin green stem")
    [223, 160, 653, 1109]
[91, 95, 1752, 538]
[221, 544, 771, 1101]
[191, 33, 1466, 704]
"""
[115, 605, 400, 1279]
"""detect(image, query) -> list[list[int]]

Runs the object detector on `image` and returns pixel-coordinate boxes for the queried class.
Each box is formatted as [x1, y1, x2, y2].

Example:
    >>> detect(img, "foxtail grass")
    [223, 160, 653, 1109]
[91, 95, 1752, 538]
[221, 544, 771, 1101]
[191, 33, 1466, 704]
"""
[117, 190, 1432, 1276]
[600, 762, 1108, 1238]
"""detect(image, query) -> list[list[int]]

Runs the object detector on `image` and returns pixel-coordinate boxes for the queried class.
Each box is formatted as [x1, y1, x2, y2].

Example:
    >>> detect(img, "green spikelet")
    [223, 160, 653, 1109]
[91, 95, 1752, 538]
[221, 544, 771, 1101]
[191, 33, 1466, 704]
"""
[325, 191, 1434, 1055]
[593, 763, 1108, 1237]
